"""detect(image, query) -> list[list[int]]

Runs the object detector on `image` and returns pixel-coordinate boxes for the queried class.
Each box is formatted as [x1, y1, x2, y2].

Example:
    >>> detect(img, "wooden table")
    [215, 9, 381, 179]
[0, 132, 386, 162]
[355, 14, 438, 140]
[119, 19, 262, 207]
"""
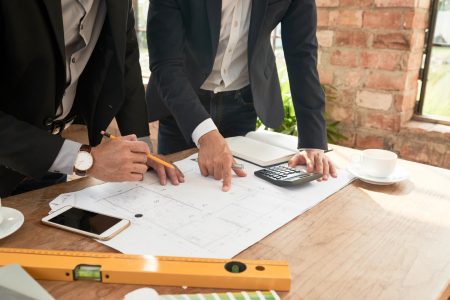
[1, 146, 450, 300]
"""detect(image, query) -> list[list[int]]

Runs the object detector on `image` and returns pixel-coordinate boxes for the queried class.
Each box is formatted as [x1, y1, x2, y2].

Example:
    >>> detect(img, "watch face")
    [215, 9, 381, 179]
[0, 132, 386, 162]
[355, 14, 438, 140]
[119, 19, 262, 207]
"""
[75, 151, 93, 171]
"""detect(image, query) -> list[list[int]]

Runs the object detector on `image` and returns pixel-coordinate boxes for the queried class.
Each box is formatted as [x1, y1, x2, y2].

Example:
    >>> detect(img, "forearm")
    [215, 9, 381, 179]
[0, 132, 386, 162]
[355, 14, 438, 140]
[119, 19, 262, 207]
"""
[282, 0, 327, 150]
[148, 0, 210, 142]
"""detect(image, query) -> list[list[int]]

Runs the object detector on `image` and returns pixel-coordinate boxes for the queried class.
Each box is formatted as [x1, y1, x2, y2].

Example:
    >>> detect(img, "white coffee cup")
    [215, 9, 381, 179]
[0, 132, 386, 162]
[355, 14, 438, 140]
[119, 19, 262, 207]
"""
[360, 149, 398, 178]
[0, 197, 3, 225]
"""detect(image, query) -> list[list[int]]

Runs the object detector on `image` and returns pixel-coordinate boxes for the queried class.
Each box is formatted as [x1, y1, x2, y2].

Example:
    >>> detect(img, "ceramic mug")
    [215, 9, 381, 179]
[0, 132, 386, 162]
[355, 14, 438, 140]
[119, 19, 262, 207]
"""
[359, 149, 398, 178]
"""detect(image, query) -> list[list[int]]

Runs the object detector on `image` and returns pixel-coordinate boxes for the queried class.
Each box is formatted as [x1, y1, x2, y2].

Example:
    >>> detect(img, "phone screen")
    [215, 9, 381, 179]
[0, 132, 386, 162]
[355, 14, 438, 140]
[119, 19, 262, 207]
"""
[48, 207, 122, 235]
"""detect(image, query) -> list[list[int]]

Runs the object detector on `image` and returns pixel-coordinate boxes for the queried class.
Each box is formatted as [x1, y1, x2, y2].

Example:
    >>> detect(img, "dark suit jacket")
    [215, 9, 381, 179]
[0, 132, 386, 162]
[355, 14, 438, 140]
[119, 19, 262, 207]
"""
[146, 0, 327, 149]
[0, 0, 149, 197]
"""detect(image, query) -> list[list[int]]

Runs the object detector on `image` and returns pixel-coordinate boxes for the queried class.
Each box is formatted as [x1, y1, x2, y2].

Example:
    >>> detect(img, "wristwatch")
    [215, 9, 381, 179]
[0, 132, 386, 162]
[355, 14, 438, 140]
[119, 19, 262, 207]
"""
[73, 144, 93, 176]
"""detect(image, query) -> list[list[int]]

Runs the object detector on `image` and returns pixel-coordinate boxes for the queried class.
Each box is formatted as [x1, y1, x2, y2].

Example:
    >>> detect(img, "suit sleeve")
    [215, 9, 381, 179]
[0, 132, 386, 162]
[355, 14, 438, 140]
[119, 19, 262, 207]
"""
[0, 11, 65, 180]
[147, 0, 211, 142]
[115, 3, 150, 138]
[0, 111, 65, 179]
[281, 0, 328, 150]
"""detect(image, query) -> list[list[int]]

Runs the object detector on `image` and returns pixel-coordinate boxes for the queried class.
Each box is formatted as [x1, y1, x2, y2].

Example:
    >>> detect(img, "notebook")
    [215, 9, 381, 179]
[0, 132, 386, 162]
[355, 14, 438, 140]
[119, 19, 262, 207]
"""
[225, 131, 299, 167]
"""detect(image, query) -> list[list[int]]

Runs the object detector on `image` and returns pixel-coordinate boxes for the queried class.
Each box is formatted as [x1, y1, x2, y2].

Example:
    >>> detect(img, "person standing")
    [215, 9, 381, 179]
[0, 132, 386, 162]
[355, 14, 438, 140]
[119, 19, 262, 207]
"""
[146, 0, 337, 192]
[0, 0, 183, 197]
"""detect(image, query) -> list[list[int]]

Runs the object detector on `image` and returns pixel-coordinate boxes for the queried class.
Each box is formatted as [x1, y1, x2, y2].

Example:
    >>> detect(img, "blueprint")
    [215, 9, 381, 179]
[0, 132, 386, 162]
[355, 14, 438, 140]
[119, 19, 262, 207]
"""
[49, 154, 355, 258]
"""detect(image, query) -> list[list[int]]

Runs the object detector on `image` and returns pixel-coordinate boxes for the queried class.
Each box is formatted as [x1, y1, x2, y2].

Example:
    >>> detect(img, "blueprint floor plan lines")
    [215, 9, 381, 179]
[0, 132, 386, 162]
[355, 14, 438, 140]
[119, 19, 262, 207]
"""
[49, 154, 355, 258]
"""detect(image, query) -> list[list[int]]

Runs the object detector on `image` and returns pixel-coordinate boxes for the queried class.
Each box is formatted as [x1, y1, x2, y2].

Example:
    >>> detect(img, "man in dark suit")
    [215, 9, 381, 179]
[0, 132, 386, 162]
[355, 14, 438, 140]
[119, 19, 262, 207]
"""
[0, 0, 183, 197]
[146, 0, 337, 191]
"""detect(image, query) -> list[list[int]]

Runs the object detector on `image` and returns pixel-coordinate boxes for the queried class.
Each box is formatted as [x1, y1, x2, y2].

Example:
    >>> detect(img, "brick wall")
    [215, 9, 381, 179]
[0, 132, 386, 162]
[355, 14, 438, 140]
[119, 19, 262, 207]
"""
[316, 0, 450, 168]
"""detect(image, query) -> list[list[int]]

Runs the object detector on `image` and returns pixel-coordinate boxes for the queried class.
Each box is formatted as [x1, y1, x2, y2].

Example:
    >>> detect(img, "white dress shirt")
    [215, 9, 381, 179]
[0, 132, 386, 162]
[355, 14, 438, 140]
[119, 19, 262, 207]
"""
[49, 0, 106, 174]
[192, 0, 252, 147]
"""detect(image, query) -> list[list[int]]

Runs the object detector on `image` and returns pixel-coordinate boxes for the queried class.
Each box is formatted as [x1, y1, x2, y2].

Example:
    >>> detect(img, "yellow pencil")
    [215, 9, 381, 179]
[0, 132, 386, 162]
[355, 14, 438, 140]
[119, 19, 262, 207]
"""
[101, 131, 175, 169]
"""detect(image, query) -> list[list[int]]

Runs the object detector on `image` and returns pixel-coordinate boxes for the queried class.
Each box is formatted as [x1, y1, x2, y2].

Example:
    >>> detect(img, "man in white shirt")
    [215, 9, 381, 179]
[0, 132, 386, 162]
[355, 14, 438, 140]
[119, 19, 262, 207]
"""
[0, 1, 183, 197]
[146, 0, 337, 192]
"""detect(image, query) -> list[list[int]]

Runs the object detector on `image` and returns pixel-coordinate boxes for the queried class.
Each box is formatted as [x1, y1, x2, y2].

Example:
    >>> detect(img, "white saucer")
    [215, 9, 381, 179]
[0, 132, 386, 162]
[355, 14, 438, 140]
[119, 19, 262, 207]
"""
[0, 207, 24, 239]
[347, 162, 409, 185]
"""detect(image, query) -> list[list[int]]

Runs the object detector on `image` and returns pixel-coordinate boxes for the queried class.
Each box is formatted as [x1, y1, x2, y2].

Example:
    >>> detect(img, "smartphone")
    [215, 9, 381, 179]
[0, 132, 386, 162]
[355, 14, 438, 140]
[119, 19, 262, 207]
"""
[42, 206, 130, 240]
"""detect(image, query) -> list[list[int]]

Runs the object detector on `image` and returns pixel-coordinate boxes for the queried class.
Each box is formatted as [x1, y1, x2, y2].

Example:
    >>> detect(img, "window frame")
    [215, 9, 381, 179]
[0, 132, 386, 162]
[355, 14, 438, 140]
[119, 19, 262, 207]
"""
[415, 0, 450, 125]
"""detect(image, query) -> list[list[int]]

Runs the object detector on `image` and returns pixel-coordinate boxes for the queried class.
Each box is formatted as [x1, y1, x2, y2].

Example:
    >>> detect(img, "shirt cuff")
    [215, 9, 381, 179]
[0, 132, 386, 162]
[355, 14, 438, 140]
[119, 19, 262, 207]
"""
[49, 140, 82, 175]
[191, 118, 217, 148]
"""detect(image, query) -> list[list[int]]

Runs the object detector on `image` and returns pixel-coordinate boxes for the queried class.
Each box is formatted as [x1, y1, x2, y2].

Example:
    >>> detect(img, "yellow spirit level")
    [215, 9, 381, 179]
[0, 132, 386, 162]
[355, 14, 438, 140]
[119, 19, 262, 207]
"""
[0, 248, 291, 291]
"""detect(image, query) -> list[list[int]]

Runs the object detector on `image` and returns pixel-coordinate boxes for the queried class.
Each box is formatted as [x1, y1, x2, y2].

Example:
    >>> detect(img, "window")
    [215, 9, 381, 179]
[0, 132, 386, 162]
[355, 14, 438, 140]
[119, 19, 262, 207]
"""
[417, 0, 450, 122]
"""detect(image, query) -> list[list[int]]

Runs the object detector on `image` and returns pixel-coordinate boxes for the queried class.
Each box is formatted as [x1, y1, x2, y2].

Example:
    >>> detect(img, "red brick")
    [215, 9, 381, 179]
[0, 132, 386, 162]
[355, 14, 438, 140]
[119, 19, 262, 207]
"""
[374, 0, 416, 7]
[358, 110, 401, 131]
[335, 10, 363, 28]
[410, 31, 426, 50]
[334, 69, 366, 88]
[396, 139, 446, 166]
[334, 127, 356, 148]
[335, 31, 369, 48]
[443, 151, 450, 169]
[363, 11, 403, 29]
[360, 50, 403, 70]
[318, 66, 334, 84]
[336, 89, 357, 107]
[402, 121, 450, 141]
[317, 9, 330, 27]
[405, 71, 419, 91]
[317, 30, 334, 47]
[331, 49, 360, 67]
[400, 109, 415, 124]
[327, 102, 354, 124]
[316, 0, 339, 7]
[365, 71, 406, 91]
[417, 0, 431, 8]
[405, 51, 423, 70]
[357, 90, 393, 110]
[394, 91, 417, 112]
[403, 11, 429, 29]
[356, 133, 386, 149]
[373, 33, 412, 50]
[340, 0, 374, 7]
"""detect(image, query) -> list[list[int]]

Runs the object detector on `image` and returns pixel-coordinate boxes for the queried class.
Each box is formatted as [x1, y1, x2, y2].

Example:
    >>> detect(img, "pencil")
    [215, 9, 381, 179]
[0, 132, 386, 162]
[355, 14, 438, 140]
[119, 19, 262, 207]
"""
[100, 131, 175, 169]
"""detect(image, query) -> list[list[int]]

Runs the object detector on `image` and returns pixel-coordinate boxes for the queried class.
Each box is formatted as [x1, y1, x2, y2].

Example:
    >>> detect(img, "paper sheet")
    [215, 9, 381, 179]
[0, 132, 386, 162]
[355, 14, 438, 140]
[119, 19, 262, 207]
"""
[49, 155, 355, 258]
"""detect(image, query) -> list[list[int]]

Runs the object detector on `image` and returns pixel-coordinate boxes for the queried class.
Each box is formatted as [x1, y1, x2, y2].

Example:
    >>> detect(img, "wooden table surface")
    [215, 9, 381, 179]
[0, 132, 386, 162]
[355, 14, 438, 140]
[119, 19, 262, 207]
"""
[1, 146, 450, 300]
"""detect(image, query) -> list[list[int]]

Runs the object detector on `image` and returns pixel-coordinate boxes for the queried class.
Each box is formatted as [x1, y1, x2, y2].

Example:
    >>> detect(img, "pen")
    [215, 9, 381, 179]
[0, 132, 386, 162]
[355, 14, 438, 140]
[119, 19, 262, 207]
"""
[101, 131, 175, 170]
[191, 158, 244, 170]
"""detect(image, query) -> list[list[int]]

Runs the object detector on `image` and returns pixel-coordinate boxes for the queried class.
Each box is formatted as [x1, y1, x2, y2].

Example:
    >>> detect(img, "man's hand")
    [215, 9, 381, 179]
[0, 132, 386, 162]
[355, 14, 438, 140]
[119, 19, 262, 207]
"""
[88, 134, 150, 182]
[198, 130, 246, 192]
[288, 149, 337, 181]
[147, 154, 185, 186]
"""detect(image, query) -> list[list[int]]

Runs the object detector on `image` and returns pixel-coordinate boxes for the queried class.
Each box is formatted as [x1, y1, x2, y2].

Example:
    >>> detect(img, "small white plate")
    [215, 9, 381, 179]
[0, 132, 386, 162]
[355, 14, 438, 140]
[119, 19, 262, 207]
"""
[347, 162, 409, 185]
[0, 207, 24, 239]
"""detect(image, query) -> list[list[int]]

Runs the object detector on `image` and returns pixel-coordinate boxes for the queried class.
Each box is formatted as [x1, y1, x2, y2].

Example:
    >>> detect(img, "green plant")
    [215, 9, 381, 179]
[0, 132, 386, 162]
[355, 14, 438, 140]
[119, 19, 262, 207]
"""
[257, 61, 347, 144]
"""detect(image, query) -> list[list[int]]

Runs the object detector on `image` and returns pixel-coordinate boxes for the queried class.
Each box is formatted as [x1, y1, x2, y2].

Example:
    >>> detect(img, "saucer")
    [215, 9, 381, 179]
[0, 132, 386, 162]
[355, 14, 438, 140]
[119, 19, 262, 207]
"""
[347, 162, 409, 185]
[0, 207, 24, 239]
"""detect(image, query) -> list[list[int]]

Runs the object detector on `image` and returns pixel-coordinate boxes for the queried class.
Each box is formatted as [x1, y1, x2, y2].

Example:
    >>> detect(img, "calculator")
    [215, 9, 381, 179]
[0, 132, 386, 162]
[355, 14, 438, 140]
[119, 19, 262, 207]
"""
[254, 165, 322, 187]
